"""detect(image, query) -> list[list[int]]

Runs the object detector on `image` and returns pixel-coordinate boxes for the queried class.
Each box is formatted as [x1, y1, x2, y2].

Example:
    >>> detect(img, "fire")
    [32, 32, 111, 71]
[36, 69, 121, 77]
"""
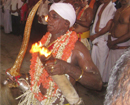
[45, 15, 48, 22]
[30, 42, 51, 57]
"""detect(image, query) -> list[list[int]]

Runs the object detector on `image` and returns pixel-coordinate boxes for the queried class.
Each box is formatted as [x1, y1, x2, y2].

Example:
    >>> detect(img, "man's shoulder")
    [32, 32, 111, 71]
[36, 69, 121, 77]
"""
[73, 40, 89, 52]
[84, 7, 93, 16]
[85, 7, 93, 13]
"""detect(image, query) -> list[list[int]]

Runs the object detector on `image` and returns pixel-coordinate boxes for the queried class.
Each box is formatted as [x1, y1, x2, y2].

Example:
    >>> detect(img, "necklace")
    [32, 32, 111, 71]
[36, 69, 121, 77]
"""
[47, 31, 69, 49]
[23, 31, 78, 104]
[119, 5, 130, 14]
[77, 5, 89, 20]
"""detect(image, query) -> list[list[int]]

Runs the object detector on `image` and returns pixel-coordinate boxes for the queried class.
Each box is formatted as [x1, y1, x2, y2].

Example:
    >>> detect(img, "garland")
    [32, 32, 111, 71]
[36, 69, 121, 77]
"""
[29, 31, 78, 103]
[77, 5, 89, 20]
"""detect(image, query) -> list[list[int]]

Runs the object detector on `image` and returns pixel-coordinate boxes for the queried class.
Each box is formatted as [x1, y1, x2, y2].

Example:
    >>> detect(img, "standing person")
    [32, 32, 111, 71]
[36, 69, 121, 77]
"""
[20, 0, 28, 38]
[37, 0, 50, 25]
[36, 0, 50, 36]
[93, 0, 103, 20]
[0, 0, 4, 29]
[3, 0, 12, 34]
[72, 0, 94, 50]
[8, 3, 102, 105]
[27, 0, 39, 11]
[104, 0, 130, 83]
[90, 0, 116, 83]
[10, 0, 23, 36]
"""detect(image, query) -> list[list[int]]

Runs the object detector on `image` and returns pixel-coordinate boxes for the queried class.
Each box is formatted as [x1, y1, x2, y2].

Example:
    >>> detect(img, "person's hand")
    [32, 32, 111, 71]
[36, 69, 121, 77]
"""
[90, 34, 97, 42]
[38, 16, 42, 23]
[44, 59, 69, 76]
[107, 40, 118, 49]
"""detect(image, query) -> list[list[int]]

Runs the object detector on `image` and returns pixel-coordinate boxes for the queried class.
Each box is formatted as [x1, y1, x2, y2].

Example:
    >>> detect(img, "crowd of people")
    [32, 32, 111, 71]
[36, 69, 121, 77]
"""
[1, 0, 130, 105]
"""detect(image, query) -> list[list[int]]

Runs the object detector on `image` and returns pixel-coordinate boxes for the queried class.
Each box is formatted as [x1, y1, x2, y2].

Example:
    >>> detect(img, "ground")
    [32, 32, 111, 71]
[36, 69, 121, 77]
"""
[1, 23, 106, 105]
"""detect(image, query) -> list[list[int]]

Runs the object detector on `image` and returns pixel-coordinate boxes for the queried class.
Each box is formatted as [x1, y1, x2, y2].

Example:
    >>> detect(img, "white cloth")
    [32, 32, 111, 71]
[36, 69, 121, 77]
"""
[17, 0, 23, 9]
[92, 1, 116, 35]
[10, 0, 23, 16]
[3, 0, 12, 33]
[10, 0, 18, 16]
[91, 33, 109, 82]
[49, 2, 76, 27]
[91, 1, 116, 82]
[103, 37, 130, 82]
[4, 8, 12, 33]
[37, 0, 49, 25]
[3, 0, 10, 10]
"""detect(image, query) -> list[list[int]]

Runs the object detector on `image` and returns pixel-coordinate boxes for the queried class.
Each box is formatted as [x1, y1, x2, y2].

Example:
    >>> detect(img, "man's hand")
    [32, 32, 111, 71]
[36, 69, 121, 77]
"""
[107, 40, 118, 49]
[45, 59, 69, 75]
[38, 16, 42, 23]
[90, 34, 97, 42]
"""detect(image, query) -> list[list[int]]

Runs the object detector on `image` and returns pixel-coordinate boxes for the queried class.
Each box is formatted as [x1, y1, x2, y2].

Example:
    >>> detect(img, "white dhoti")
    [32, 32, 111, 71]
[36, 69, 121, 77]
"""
[3, 9, 12, 33]
[103, 37, 130, 82]
[91, 1, 116, 82]
[91, 33, 109, 82]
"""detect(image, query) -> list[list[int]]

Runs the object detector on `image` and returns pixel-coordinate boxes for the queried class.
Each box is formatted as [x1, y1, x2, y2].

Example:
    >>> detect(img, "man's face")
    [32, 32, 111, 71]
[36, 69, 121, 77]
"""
[47, 10, 67, 34]
[119, 0, 129, 6]
[83, 0, 88, 6]
[73, 0, 81, 6]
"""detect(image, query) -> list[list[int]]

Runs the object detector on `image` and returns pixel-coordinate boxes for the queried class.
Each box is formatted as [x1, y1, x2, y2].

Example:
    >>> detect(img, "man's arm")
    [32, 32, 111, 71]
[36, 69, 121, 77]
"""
[44, 41, 102, 91]
[10, 3, 17, 13]
[112, 22, 130, 44]
[107, 18, 130, 49]
[68, 41, 102, 90]
[90, 19, 113, 42]
[75, 8, 94, 28]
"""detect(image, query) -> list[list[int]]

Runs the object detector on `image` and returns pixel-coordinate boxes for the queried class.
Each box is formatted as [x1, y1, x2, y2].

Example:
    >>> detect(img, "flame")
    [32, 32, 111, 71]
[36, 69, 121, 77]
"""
[30, 42, 51, 57]
[45, 15, 48, 22]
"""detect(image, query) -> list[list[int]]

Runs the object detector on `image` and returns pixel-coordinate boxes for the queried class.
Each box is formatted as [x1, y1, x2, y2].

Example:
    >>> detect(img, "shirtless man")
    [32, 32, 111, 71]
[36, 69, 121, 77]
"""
[72, 0, 94, 50]
[90, 0, 116, 83]
[104, 0, 130, 82]
[5, 3, 102, 105]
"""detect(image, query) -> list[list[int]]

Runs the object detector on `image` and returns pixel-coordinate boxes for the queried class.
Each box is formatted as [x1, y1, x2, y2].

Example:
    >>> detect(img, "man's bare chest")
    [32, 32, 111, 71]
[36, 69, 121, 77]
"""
[114, 11, 130, 24]
[114, 7, 130, 23]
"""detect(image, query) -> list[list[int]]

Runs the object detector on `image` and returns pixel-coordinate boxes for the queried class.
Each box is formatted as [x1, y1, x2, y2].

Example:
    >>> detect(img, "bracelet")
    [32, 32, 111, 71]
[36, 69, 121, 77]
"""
[76, 69, 84, 81]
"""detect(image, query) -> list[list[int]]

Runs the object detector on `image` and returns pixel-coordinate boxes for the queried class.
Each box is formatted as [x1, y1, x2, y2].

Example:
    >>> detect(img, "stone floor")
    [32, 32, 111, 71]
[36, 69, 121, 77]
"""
[1, 27, 107, 105]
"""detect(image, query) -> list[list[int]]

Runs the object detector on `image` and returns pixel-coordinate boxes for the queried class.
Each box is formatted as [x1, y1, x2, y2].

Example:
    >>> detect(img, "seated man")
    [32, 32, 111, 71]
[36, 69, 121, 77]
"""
[6, 2, 102, 105]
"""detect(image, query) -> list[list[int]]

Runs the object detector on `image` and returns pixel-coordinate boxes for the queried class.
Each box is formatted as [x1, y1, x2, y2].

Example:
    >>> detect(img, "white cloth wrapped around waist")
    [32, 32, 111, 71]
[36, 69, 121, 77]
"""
[92, 32, 109, 44]
[111, 36, 130, 47]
